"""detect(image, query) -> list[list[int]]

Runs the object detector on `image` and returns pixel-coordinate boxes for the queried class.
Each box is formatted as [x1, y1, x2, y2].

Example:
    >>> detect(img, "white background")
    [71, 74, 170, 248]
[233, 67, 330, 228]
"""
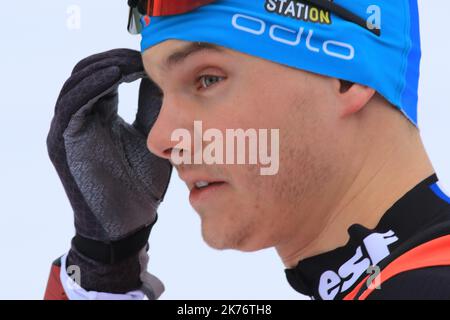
[0, 1, 448, 299]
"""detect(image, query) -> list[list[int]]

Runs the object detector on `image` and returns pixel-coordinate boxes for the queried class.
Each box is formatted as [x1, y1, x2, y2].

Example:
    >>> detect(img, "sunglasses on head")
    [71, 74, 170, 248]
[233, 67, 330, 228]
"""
[127, 0, 380, 36]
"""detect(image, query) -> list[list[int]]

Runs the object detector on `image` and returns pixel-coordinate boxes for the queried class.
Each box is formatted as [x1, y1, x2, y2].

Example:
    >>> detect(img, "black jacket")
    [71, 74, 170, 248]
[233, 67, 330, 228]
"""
[285, 174, 450, 300]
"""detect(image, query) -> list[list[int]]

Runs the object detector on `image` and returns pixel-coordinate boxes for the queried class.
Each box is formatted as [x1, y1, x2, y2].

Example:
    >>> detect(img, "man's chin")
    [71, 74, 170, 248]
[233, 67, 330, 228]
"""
[200, 223, 264, 253]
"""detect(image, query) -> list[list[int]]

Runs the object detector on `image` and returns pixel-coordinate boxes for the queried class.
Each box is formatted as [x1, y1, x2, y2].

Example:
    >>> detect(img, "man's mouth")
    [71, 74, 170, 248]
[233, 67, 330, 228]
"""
[189, 180, 227, 206]
[177, 170, 228, 207]
[194, 181, 223, 189]
[194, 181, 210, 189]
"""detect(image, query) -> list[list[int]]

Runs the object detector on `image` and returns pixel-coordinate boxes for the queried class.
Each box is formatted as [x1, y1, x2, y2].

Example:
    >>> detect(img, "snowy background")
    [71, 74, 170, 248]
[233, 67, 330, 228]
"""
[0, 1, 449, 299]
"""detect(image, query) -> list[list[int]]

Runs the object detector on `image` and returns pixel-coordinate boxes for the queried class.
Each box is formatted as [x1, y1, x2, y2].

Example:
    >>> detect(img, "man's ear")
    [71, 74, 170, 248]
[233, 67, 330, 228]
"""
[335, 79, 376, 118]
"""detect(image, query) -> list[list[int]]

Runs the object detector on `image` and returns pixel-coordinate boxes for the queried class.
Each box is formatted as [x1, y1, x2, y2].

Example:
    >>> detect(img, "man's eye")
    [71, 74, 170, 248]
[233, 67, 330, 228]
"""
[199, 75, 224, 89]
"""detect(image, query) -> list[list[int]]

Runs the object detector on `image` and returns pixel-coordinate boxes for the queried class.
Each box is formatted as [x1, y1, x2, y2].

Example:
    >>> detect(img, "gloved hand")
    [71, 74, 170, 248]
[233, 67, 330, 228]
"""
[47, 49, 172, 298]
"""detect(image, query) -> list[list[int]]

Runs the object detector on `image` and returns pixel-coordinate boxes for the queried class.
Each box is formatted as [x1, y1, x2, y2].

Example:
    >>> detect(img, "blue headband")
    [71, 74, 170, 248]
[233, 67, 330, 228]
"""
[140, 0, 421, 125]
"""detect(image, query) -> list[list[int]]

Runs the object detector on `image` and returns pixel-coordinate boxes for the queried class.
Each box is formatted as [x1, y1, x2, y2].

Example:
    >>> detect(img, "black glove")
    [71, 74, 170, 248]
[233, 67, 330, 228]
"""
[47, 49, 172, 297]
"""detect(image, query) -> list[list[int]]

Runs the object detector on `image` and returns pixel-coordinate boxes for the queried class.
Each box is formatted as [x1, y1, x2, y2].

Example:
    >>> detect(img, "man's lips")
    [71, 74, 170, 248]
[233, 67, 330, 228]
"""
[188, 181, 227, 207]
[178, 172, 227, 206]
[179, 173, 226, 192]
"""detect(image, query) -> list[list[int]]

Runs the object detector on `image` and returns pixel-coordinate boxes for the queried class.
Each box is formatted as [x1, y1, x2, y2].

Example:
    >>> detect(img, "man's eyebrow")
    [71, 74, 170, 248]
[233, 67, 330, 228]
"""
[165, 42, 224, 69]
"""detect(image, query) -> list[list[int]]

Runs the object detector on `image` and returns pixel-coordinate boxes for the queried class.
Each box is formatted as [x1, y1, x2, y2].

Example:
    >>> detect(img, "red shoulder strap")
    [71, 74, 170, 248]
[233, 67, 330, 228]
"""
[44, 260, 69, 300]
[344, 234, 450, 300]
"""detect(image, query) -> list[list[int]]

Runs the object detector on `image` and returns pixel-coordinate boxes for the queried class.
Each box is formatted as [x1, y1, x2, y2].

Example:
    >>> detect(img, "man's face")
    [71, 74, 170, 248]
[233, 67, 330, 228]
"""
[143, 40, 343, 252]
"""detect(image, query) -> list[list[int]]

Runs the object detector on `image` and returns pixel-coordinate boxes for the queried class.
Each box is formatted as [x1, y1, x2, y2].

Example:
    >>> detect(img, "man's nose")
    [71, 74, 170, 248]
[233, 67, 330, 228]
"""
[147, 95, 191, 160]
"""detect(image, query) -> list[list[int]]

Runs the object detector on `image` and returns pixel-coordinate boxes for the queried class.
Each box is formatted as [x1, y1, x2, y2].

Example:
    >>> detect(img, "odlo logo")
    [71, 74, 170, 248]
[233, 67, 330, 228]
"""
[231, 13, 355, 61]
[319, 230, 398, 300]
